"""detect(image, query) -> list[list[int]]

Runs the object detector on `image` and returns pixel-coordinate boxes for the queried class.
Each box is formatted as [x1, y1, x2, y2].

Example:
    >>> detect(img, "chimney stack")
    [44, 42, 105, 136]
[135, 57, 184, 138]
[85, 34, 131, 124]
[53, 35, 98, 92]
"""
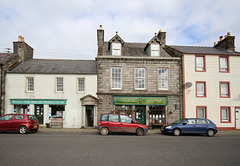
[13, 36, 34, 61]
[214, 32, 235, 52]
[97, 25, 104, 56]
[157, 29, 166, 45]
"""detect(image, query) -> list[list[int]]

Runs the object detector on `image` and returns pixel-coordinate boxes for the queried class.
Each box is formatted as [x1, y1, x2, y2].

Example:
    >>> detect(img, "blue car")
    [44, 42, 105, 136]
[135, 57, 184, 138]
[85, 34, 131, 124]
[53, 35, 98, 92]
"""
[161, 118, 218, 137]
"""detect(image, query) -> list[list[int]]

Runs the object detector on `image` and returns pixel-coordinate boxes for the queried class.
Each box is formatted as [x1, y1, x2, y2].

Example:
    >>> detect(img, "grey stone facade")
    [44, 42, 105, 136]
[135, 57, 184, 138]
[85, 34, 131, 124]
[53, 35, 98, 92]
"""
[96, 26, 182, 126]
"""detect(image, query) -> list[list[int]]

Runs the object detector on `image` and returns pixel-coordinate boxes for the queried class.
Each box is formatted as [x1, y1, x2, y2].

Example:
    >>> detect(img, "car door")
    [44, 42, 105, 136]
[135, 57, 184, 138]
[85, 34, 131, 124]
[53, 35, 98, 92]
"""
[107, 114, 121, 132]
[181, 119, 196, 133]
[195, 119, 208, 133]
[0, 115, 14, 131]
[120, 115, 136, 133]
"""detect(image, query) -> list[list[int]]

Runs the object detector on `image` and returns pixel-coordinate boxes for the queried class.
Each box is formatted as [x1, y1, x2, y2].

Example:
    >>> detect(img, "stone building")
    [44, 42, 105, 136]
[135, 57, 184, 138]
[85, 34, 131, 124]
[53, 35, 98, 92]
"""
[96, 25, 182, 127]
[0, 36, 33, 116]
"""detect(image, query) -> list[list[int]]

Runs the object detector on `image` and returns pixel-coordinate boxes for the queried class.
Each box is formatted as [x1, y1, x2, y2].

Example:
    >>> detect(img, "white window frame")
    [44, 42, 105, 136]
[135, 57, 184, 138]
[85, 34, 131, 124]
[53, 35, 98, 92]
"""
[220, 57, 228, 72]
[111, 67, 122, 89]
[26, 77, 34, 92]
[56, 77, 64, 92]
[158, 68, 169, 90]
[220, 82, 229, 97]
[197, 107, 206, 118]
[112, 43, 121, 56]
[135, 68, 145, 90]
[221, 107, 230, 122]
[77, 78, 85, 92]
[196, 82, 206, 97]
[151, 44, 160, 56]
[196, 56, 205, 71]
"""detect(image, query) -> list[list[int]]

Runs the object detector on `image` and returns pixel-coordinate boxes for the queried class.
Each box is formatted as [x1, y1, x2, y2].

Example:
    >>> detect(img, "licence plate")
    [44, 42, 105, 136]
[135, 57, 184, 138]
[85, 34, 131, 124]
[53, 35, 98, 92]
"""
[34, 126, 38, 128]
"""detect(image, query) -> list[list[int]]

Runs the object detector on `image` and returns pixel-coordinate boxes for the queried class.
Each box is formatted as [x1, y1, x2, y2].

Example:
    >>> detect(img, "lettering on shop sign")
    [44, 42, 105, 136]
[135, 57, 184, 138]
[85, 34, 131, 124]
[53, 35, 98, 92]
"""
[113, 96, 167, 105]
[10, 99, 67, 105]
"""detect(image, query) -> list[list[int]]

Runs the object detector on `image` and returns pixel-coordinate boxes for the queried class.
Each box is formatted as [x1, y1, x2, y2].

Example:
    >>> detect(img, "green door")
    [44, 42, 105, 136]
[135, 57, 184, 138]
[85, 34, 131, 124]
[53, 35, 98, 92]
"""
[35, 105, 44, 124]
[135, 106, 146, 125]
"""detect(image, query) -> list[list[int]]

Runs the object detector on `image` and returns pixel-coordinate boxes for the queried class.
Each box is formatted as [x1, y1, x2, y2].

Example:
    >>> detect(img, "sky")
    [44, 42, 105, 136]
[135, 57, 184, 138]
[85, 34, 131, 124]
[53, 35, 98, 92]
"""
[0, 0, 240, 60]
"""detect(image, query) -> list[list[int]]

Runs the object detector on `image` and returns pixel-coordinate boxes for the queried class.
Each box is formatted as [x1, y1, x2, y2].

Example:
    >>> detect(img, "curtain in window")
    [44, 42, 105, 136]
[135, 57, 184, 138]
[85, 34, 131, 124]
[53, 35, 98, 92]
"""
[220, 57, 228, 71]
[197, 83, 205, 96]
[221, 83, 228, 97]
[135, 68, 145, 89]
[111, 67, 122, 89]
[196, 57, 204, 71]
[158, 68, 168, 90]
[222, 108, 229, 121]
[197, 107, 205, 118]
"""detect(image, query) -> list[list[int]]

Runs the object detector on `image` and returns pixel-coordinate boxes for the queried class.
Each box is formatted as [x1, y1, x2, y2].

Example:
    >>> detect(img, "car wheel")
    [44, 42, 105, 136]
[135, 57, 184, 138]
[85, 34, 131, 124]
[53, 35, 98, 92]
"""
[173, 128, 181, 136]
[136, 128, 144, 136]
[207, 129, 215, 137]
[19, 126, 28, 134]
[100, 127, 109, 136]
[31, 129, 38, 133]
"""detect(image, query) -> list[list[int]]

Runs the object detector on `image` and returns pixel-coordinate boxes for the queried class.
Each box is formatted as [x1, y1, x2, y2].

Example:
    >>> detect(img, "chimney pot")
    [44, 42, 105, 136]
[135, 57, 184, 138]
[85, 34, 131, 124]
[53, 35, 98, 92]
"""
[227, 32, 231, 36]
[219, 36, 223, 41]
[18, 35, 24, 42]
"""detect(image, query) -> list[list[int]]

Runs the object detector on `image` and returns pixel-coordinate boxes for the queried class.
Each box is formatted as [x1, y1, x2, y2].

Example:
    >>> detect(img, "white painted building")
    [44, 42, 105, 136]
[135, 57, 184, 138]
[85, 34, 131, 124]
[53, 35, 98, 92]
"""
[5, 59, 98, 128]
[167, 34, 240, 130]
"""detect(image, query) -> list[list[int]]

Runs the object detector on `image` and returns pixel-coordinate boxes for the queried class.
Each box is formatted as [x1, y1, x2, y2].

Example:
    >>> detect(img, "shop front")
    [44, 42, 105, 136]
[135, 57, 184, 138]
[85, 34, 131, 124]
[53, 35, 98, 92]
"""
[113, 96, 168, 127]
[10, 99, 67, 125]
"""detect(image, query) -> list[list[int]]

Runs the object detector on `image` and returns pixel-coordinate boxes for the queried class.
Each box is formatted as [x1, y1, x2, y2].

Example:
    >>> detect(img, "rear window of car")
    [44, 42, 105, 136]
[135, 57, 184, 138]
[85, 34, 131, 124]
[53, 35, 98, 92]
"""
[28, 115, 37, 120]
[108, 114, 119, 122]
[15, 115, 24, 120]
[101, 114, 108, 121]
[196, 119, 207, 124]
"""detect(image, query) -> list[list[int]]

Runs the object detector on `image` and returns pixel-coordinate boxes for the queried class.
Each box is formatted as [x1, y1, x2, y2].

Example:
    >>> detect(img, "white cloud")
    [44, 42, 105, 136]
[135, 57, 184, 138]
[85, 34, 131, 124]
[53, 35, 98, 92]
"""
[0, 0, 239, 59]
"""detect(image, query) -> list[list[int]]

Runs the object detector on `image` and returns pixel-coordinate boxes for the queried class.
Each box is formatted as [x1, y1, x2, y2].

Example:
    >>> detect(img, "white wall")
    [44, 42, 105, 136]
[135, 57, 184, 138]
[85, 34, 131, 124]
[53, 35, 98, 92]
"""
[5, 73, 97, 128]
[184, 54, 240, 128]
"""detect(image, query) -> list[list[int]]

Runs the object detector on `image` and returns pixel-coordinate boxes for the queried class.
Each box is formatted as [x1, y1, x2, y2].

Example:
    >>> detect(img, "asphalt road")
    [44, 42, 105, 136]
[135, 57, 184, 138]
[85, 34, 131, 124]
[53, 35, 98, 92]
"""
[0, 132, 240, 166]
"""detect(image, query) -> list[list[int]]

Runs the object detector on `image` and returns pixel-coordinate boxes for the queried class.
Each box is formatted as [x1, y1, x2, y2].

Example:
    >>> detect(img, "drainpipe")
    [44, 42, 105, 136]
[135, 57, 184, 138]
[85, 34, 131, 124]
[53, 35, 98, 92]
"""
[179, 59, 183, 119]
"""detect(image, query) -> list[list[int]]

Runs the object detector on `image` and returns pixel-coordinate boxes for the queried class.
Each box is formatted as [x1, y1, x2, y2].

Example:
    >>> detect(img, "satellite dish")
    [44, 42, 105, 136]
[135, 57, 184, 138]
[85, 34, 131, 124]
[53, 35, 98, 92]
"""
[185, 82, 192, 88]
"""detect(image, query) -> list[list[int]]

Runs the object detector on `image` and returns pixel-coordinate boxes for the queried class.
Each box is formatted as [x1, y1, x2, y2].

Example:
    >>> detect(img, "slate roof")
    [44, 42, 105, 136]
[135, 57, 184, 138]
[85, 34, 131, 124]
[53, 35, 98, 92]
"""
[8, 59, 97, 74]
[0, 53, 13, 64]
[168, 45, 239, 55]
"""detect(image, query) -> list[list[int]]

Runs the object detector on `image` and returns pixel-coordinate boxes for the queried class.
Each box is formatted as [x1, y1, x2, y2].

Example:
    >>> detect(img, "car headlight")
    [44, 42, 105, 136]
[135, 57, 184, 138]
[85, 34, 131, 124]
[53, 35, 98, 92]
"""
[165, 126, 172, 129]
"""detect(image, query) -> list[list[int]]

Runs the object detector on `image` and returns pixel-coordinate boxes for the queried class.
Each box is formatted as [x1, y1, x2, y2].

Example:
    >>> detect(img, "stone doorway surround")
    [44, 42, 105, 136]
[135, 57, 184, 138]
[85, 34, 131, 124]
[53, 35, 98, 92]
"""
[80, 94, 98, 128]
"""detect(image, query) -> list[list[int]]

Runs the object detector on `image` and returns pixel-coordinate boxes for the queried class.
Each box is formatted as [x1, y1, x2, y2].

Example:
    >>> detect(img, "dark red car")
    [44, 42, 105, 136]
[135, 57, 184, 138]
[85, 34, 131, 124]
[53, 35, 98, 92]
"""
[0, 113, 39, 134]
[98, 113, 148, 136]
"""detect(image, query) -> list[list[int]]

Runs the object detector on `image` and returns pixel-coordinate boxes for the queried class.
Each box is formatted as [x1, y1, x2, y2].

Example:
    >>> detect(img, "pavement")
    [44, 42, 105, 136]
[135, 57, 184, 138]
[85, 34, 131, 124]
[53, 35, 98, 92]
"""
[38, 126, 240, 135]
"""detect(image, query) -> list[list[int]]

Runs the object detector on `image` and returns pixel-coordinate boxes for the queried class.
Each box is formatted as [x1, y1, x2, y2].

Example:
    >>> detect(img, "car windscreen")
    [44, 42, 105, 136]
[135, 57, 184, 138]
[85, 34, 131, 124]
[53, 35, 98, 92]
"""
[172, 119, 184, 124]
[28, 115, 37, 120]
[100, 114, 108, 121]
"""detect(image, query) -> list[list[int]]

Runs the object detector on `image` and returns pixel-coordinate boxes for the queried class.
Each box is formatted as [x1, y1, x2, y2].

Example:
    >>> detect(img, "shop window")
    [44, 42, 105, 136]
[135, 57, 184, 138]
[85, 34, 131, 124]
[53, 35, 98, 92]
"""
[158, 68, 169, 90]
[49, 105, 65, 119]
[78, 78, 85, 92]
[149, 105, 166, 125]
[115, 105, 133, 117]
[111, 67, 122, 89]
[135, 68, 145, 90]
[14, 105, 30, 114]
[27, 77, 34, 92]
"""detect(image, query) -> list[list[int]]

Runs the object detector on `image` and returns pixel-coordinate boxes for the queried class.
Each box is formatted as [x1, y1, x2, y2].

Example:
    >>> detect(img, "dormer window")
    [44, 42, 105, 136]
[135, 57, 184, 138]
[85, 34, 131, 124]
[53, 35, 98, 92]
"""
[151, 44, 160, 56]
[112, 43, 121, 56]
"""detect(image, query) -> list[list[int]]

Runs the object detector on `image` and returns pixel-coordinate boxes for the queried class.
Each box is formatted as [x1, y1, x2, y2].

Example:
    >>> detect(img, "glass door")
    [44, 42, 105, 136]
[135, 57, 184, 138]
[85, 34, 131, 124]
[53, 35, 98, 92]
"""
[135, 106, 146, 125]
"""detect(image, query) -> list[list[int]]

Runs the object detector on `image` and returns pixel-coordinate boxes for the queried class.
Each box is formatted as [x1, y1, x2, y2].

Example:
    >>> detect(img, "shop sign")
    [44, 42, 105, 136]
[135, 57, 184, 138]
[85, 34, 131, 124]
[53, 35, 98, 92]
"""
[114, 96, 167, 105]
[10, 99, 67, 105]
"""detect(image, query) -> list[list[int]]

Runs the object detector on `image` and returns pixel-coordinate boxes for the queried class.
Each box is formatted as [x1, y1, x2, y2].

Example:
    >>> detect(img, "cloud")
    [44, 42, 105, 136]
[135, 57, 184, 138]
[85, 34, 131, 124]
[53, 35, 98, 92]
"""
[0, 0, 239, 60]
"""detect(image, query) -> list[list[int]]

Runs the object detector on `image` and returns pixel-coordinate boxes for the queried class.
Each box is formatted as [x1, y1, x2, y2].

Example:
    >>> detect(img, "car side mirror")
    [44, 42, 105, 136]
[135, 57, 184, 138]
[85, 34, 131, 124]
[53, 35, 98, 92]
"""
[131, 120, 135, 123]
[183, 122, 187, 125]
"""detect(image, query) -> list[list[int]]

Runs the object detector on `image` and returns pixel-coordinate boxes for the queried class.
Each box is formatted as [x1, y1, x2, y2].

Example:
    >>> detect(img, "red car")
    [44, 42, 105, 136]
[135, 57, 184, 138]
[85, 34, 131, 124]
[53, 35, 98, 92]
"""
[98, 113, 148, 136]
[0, 113, 39, 134]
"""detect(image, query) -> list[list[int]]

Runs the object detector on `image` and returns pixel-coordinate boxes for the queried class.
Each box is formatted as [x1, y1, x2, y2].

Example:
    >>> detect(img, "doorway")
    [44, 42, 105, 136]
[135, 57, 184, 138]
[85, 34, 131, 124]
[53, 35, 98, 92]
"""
[35, 105, 44, 124]
[236, 107, 240, 129]
[135, 106, 146, 125]
[86, 105, 94, 127]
